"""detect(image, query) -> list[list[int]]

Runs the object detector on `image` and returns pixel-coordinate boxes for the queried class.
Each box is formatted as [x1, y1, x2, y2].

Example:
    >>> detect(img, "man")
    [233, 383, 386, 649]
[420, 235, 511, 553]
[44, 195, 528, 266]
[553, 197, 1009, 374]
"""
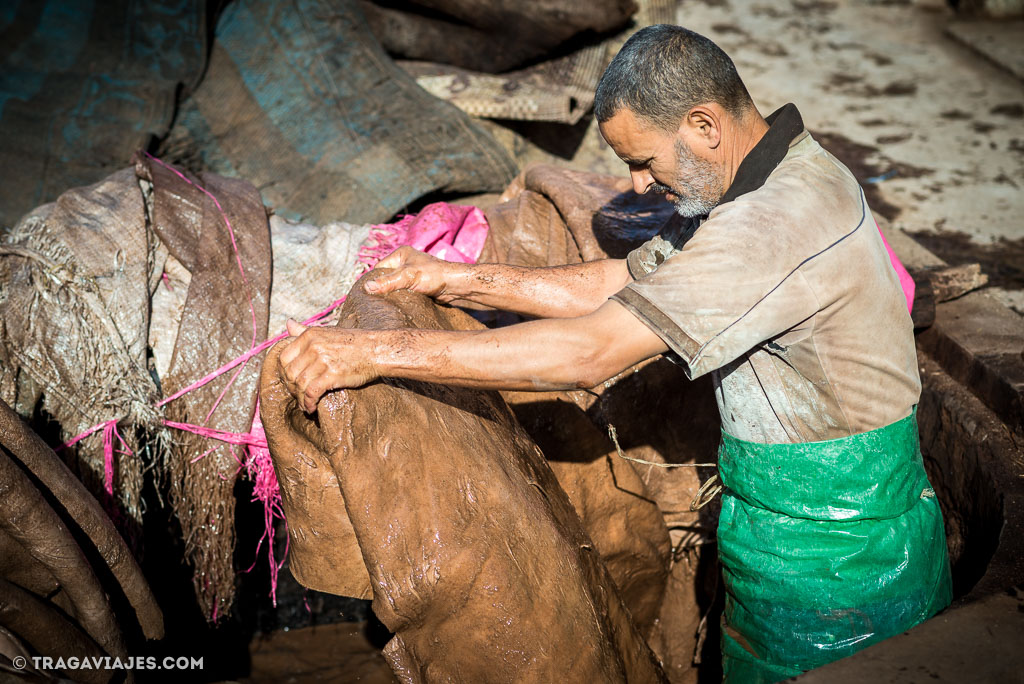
[279, 25, 951, 682]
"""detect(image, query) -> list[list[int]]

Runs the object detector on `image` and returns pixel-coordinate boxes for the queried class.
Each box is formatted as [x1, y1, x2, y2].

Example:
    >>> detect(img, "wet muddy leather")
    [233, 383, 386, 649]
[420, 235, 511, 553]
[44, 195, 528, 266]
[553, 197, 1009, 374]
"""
[372, 0, 636, 71]
[503, 391, 672, 634]
[482, 164, 678, 266]
[0, 449, 127, 662]
[0, 399, 163, 640]
[0, 577, 109, 684]
[260, 273, 667, 682]
[481, 165, 725, 681]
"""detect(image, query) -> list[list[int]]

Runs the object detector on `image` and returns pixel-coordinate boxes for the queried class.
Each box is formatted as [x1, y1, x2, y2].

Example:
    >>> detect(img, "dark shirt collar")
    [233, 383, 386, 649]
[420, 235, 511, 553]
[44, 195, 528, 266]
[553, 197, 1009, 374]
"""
[717, 103, 805, 206]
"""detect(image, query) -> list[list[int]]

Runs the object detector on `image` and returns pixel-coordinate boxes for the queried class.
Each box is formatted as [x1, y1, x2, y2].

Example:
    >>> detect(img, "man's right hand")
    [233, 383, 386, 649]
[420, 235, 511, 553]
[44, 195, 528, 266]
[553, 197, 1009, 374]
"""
[363, 247, 631, 319]
[363, 246, 464, 302]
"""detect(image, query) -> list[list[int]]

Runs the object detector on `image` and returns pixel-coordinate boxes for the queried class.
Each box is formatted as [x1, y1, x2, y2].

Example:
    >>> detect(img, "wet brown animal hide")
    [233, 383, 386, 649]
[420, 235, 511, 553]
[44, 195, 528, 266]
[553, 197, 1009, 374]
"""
[260, 273, 668, 682]
[481, 164, 679, 267]
[478, 165, 726, 681]
[0, 399, 163, 640]
[502, 390, 672, 635]
[0, 445, 128, 669]
[0, 578, 109, 684]
[507, 370, 719, 684]
[359, 1, 542, 73]
[0, 398, 171, 682]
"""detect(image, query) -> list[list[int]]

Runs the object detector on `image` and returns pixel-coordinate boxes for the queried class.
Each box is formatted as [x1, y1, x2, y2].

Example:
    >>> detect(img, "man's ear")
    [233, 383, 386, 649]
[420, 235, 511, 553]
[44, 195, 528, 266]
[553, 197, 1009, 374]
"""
[679, 105, 723, 150]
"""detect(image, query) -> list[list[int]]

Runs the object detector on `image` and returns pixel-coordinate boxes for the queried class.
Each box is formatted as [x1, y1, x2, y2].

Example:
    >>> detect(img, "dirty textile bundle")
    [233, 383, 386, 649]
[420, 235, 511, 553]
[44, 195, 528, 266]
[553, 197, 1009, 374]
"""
[259, 274, 669, 682]
[164, 0, 517, 226]
[0, 0, 207, 229]
[0, 154, 275, 619]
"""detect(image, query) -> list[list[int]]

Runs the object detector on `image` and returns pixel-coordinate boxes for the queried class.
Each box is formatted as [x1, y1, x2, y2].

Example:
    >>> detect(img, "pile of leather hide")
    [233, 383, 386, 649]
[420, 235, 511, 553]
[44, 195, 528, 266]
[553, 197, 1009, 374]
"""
[260, 164, 723, 682]
[0, 399, 164, 681]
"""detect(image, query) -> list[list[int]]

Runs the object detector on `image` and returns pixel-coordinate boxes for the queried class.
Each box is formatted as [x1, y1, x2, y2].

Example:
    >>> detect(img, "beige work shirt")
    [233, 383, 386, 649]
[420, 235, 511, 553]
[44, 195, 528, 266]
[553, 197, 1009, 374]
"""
[612, 104, 921, 444]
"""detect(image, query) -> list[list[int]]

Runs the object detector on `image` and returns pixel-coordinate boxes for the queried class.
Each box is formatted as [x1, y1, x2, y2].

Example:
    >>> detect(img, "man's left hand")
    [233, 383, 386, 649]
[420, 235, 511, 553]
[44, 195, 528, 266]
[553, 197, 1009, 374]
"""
[278, 320, 378, 413]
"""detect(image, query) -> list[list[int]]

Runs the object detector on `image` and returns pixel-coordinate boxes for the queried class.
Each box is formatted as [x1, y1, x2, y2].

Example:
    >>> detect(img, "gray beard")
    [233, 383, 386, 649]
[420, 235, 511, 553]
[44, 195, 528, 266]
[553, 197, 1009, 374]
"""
[651, 139, 724, 218]
[670, 191, 718, 219]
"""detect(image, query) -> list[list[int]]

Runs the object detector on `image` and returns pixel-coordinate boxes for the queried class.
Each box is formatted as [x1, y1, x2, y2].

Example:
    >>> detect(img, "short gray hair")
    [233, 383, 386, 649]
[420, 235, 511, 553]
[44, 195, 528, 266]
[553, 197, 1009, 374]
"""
[594, 25, 754, 131]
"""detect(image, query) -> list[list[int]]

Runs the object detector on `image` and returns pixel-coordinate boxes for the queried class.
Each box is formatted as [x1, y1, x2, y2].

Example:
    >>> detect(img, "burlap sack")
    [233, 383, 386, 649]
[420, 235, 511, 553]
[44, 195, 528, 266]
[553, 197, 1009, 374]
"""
[400, 44, 608, 125]
[161, 0, 518, 226]
[0, 0, 207, 229]
[134, 154, 272, 619]
[0, 168, 162, 529]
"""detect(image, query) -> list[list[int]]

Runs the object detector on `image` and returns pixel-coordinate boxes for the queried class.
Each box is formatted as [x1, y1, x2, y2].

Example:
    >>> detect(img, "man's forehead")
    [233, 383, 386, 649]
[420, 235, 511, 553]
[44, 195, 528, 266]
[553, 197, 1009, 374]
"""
[599, 108, 672, 156]
[601, 107, 646, 133]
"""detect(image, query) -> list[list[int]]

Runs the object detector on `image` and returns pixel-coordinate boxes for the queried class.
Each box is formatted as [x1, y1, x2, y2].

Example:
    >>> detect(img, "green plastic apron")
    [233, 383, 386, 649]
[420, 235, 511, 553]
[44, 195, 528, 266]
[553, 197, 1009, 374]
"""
[716, 409, 952, 683]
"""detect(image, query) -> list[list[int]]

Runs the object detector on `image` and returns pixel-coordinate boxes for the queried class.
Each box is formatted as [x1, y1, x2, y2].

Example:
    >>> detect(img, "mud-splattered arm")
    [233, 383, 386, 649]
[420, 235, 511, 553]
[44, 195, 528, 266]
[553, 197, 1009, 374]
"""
[363, 246, 632, 318]
[278, 300, 666, 413]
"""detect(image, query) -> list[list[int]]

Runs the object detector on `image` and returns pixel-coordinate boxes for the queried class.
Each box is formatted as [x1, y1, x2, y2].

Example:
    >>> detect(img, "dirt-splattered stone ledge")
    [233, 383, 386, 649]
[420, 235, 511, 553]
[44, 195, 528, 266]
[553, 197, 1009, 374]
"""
[881, 224, 1024, 435]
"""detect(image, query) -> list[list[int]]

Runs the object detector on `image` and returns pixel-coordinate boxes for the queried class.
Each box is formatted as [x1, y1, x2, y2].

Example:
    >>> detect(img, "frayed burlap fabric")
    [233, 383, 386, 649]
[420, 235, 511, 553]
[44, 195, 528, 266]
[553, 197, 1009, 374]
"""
[134, 154, 272, 620]
[0, 169, 162, 533]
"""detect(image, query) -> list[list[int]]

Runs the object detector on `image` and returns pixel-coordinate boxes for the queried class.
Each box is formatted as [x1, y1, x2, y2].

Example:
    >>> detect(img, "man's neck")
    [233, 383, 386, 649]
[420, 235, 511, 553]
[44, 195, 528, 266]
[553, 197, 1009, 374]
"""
[722, 110, 770, 190]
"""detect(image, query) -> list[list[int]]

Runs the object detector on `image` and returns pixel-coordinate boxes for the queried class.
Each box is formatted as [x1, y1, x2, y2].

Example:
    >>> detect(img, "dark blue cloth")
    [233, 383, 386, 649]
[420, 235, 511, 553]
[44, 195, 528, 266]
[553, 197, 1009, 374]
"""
[0, 0, 207, 228]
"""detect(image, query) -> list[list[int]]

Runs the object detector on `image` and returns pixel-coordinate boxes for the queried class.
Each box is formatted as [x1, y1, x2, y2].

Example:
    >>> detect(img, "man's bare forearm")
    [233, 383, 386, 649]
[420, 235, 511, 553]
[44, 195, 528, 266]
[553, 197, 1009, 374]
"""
[367, 300, 664, 392]
[444, 259, 632, 318]
[279, 301, 669, 411]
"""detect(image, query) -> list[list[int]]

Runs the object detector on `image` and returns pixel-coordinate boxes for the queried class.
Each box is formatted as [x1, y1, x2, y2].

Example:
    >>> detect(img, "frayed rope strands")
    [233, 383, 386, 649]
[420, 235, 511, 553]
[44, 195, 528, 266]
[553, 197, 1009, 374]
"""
[58, 297, 346, 609]
[55, 163, 489, 615]
[606, 424, 723, 511]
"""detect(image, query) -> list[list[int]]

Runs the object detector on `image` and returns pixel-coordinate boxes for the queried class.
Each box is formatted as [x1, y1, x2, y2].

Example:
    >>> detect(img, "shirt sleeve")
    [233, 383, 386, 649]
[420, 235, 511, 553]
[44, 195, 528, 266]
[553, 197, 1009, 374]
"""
[612, 220, 822, 379]
[624, 213, 700, 279]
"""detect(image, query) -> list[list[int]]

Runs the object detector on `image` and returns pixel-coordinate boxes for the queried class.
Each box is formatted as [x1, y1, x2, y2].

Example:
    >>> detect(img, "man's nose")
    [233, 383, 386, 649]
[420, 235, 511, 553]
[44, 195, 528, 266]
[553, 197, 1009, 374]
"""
[630, 168, 654, 195]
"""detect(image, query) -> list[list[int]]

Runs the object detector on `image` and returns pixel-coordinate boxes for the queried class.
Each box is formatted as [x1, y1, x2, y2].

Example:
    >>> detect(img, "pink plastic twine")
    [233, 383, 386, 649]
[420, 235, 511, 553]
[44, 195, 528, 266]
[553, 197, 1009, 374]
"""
[58, 298, 347, 609]
[142, 151, 260, 426]
[56, 164, 491, 616]
[59, 419, 132, 496]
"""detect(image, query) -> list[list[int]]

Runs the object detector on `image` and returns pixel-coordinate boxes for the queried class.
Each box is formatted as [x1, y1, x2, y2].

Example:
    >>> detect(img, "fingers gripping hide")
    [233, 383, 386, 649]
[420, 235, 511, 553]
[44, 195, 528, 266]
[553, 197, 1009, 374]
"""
[296, 361, 329, 413]
[286, 318, 308, 338]
[375, 245, 414, 270]
[366, 267, 417, 295]
[275, 326, 378, 410]
[278, 327, 309, 376]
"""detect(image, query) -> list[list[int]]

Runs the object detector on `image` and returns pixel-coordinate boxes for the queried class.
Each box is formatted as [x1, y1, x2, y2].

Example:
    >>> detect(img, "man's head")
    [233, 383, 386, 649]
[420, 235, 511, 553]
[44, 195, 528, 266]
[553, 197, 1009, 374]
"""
[595, 25, 760, 217]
